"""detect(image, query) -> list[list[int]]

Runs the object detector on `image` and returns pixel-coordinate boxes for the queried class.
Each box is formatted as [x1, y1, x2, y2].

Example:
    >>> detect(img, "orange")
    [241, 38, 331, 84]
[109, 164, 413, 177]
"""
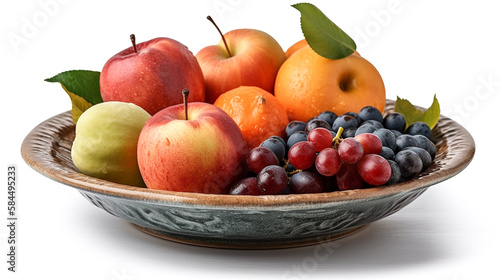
[285, 39, 309, 58]
[275, 45, 385, 122]
[214, 86, 289, 149]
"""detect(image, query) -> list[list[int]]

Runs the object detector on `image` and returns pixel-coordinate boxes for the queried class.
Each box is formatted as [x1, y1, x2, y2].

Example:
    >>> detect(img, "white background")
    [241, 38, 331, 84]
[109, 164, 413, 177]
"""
[1, 0, 498, 279]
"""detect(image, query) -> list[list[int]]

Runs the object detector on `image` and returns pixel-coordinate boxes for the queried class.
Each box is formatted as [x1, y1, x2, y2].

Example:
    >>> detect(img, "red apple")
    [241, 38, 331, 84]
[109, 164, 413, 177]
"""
[137, 99, 249, 194]
[195, 17, 286, 104]
[100, 35, 205, 115]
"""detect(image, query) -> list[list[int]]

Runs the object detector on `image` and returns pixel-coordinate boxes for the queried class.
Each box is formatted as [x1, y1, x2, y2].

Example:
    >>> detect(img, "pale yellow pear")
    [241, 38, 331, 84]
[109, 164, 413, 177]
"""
[71, 101, 151, 186]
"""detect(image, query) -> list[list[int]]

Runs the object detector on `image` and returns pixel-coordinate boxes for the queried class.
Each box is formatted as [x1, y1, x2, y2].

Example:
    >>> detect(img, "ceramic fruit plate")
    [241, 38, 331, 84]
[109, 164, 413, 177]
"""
[21, 101, 475, 249]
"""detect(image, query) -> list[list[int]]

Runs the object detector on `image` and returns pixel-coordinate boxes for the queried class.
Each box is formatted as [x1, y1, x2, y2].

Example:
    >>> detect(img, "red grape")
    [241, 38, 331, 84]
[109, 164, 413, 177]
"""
[315, 147, 342, 176]
[336, 163, 364, 190]
[307, 127, 333, 152]
[338, 138, 364, 164]
[248, 147, 279, 174]
[354, 133, 383, 154]
[357, 154, 391, 186]
[288, 141, 317, 170]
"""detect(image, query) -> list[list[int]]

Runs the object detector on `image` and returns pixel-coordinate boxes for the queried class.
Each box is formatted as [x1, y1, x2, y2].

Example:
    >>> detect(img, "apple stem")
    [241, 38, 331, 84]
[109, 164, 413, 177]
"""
[207, 15, 232, 57]
[182, 89, 190, 120]
[130, 34, 138, 53]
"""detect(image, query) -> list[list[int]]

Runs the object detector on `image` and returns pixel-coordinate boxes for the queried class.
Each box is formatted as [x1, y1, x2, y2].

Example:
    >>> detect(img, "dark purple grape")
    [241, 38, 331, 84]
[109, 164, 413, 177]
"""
[285, 162, 297, 173]
[361, 119, 383, 129]
[403, 146, 432, 171]
[287, 131, 308, 149]
[289, 171, 324, 194]
[260, 137, 286, 160]
[329, 130, 336, 139]
[271, 135, 287, 148]
[379, 146, 395, 160]
[394, 150, 423, 178]
[373, 128, 397, 150]
[343, 112, 362, 126]
[342, 127, 357, 138]
[413, 134, 436, 160]
[257, 165, 288, 194]
[280, 184, 293, 195]
[383, 112, 406, 133]
[355, 124, 377, 136]
[391, 129, 403, 138]
[395, 134, 419, 152]
[317, 111, 338, 127]
[405, 121, 431, 139]
[229, 177, 263, 195]
[286, 121, 306, 138]
[305, 118, 332, 132]
[332, 114, 358, 132]
[386, 160, 401, 185]
[359, 106, 383, 124]
[248, 147, 279, 174]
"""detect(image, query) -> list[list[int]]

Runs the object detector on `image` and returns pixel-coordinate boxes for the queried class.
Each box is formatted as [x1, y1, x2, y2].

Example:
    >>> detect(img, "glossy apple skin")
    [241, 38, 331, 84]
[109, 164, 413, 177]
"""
[100, 37, 205, 116]
[196, 29, 286, 104]
[137, 102, 249, 194]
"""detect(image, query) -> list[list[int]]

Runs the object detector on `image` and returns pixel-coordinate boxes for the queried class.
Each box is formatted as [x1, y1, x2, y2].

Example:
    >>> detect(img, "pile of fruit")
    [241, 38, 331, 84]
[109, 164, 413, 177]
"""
[45, 3, 440, 195]
[230, 106, 436, 195]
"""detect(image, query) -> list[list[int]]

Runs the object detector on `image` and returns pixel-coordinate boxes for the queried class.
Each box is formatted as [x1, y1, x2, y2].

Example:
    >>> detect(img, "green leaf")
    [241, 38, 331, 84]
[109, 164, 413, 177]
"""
[421, 94, 441, 129]
[45, 70, 103, 105]
[292, 2, 356, 59]
[62, 85, 94, 124]
[394, 97, 423, 127]
[45, 70, 102, 123]
[394, 95, 441, 130]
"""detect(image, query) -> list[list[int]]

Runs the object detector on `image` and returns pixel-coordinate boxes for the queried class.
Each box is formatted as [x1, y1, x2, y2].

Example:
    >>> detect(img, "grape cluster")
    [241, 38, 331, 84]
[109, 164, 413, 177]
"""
[229, 106, 437, 195]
